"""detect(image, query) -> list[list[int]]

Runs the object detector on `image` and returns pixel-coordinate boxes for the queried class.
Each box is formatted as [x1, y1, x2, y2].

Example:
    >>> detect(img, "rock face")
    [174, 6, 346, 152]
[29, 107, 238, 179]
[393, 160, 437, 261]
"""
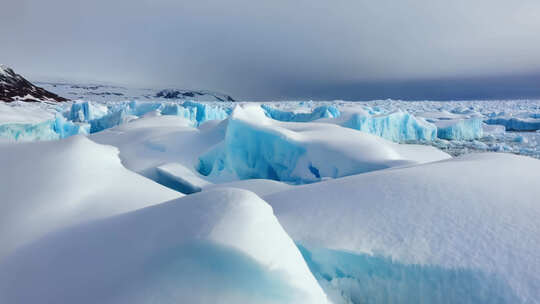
[0, 65, 68, 102]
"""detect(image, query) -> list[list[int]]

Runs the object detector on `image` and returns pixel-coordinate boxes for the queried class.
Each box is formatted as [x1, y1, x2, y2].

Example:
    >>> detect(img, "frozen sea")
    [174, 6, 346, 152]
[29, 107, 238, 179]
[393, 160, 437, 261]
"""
[1, 85, 540, 304]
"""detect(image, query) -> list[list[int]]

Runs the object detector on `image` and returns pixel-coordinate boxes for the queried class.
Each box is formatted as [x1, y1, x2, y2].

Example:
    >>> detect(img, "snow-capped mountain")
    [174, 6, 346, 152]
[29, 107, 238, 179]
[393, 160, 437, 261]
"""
[0, 65, 68, 102]
[156, 89, 235, 102]
[37, 82, 236, 102]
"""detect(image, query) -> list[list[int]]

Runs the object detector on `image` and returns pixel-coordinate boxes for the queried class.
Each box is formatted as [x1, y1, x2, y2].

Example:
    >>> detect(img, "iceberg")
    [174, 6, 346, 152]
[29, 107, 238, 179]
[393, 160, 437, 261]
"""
[0, 116, 88, 142]
[435, 117, 484, 140]
[261, 104, 340, 122]
[485, 114, 540, 131]
[66, 101, 108, 122]
[182, 100, 230, 125]
[342, 110, 437, 142]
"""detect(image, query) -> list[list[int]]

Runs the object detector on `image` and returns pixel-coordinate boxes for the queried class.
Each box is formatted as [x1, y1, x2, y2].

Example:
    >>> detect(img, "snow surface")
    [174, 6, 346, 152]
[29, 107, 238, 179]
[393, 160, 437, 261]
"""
[264, 153, 540, 304]
[0, 135, 181, 258]
[0, 189, 329, 304]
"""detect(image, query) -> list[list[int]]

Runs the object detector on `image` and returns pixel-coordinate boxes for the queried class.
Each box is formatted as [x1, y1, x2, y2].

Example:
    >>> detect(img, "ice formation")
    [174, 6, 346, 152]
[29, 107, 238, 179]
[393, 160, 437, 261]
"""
[261, 104, 340, 122]
[1, 96, 540, 303]
[341, 110, 437, 142]
[485, 112, 540, 131]
[197, 106, 449, 183]
[0, 116, 88, 142]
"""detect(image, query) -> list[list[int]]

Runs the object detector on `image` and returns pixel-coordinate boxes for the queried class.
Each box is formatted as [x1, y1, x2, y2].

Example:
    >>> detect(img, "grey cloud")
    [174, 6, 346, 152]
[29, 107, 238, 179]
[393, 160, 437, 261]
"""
[1, 0, 540, 99]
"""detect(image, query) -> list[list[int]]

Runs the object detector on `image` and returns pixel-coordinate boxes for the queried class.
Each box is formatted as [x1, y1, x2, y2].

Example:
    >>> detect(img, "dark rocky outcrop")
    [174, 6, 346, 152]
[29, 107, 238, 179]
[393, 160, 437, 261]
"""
[0, 65, 68, 102]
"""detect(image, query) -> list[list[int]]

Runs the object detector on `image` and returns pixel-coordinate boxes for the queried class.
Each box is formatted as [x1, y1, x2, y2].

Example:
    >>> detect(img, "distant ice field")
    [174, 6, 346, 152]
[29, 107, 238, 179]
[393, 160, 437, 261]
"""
[1, 97, 539, 159]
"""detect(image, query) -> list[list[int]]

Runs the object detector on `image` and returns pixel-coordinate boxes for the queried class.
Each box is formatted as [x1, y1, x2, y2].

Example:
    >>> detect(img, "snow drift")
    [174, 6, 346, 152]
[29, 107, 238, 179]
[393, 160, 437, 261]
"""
[0, 135, 181, 258]
[264, 153, 540, 304]
[0, 189, 329, 304]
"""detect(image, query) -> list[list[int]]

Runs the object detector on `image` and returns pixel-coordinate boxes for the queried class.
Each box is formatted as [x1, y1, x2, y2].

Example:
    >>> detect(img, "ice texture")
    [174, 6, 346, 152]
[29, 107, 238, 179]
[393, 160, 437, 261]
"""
[197, 106, 450, 183]
[485, 113, 540, 131]
[435, 117, 484, 140]
[261, 104, 340, 122]
[342, 110, 437, 142]
[0, 116, 88, 142]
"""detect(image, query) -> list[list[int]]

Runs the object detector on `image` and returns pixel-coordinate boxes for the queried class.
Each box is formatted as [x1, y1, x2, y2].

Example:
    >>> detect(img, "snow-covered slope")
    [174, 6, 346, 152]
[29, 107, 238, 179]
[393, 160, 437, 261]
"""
[0, 65, 68, 102]
[264, 153, 540, 304]
[0, 189, 329, 304]
[0, 135, 181, 258]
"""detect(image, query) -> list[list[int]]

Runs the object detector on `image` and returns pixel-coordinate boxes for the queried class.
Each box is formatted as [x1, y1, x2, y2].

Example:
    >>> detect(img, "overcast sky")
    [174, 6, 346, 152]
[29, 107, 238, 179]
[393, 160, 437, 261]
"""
[2, 0, 540, 100]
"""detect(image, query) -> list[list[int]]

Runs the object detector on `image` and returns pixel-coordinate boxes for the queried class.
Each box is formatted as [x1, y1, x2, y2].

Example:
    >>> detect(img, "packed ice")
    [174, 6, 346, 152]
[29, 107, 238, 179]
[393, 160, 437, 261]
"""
[1, 94, 540, 304]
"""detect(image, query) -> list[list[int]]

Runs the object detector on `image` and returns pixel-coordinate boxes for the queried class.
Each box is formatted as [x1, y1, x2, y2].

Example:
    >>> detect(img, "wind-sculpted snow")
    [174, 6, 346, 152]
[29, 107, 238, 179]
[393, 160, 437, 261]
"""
[298, 245, 520, 304]
[198, 106, 450, 183]
[264, 153, 540, 304]
[89, 114, 226, 190]
[0, 135, 181, 258]
[0, 189, 329, 304]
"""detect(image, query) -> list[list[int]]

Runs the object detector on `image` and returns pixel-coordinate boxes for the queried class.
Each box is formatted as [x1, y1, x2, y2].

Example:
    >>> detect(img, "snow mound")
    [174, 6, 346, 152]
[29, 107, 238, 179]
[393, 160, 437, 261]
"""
[0, 189, 329, 304]
[264, 153, 540, 304]
[203, 179, 293, 197]
[0, 135, 181, 258]
[198, 106, 450, 183]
